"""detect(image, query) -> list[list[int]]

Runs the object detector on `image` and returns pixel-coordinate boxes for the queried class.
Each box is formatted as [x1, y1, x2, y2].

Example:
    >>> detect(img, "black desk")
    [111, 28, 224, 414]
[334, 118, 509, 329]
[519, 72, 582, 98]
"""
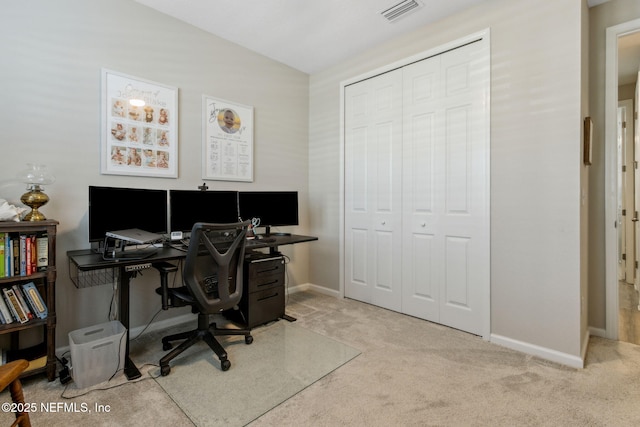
[67, 233, 317, 380]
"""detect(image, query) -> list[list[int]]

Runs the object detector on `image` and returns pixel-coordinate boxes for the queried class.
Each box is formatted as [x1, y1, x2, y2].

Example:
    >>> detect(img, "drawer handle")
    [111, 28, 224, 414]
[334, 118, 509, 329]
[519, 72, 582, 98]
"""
[257, 292, 279, 302]
[257, 280, 280, 288]
[257, 266, 280, 274]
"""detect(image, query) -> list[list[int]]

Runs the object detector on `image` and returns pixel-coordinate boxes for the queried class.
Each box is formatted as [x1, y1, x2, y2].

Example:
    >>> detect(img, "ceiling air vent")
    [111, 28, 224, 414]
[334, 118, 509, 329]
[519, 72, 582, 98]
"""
[380, 0, 423, 22]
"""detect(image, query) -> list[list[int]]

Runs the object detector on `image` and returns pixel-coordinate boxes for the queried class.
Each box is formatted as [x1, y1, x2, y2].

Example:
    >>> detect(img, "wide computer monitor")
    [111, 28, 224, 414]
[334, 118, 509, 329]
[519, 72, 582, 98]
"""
[238, 191, 299, 236]
[169, 190, 239, 234]
[88, 186, 168, 243]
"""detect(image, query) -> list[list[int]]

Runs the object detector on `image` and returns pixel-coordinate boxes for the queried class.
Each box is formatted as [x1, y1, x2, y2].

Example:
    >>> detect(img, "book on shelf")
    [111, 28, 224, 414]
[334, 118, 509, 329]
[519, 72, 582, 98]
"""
[0, 293, 13, 324]
[2, 288, 28, 324]
[12, 236, 19, 277]
[6, 237, 13, 277]
[12, 285, 34, 321]
[26, 235, 32, 276]
[29, 235, 36, 274]
[0, 232, 4, 278]
[19, 235, 26, 276]
[4, 234, 10, 278]
[36, 232, 48, 272]
[21, 282, 47, 320]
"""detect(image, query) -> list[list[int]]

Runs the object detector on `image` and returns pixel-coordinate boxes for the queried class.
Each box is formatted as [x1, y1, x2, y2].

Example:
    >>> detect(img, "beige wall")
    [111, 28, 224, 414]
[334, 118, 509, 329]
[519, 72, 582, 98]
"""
[581, 0, 591, 354]
[619, 83, 636, 101]
[588, 0, 640, 330]
[308, 0, 585, 360]
[0, 0, 310, 346]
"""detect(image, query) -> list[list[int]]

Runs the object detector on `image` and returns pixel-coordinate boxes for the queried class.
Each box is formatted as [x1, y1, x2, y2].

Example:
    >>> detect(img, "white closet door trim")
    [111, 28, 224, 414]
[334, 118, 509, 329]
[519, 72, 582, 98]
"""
[339, 29, 491, 338]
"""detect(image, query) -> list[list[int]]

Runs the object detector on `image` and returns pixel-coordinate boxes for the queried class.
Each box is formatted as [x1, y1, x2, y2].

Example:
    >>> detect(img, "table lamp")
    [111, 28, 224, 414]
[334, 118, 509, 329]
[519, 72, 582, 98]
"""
[17, 164, 55, 221]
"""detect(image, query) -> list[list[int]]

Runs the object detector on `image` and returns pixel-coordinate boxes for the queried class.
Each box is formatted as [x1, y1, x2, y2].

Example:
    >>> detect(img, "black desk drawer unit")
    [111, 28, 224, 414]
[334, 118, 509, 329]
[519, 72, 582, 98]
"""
[239, 253, 285, 328]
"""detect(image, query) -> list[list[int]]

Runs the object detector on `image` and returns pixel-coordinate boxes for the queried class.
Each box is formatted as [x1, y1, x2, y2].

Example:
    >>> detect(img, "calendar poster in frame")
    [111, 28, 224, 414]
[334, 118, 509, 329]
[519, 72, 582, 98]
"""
[202, 95, 254, 182]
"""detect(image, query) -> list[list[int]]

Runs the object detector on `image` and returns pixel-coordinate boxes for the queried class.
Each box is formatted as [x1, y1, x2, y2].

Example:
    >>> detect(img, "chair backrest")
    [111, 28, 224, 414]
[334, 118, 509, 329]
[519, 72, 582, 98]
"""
[183, 221, 250, 314]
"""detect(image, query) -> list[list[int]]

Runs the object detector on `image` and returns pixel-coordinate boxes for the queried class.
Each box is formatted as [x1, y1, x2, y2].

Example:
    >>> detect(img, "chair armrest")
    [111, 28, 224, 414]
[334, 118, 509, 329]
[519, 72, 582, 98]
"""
[0, 359, 28, 391]
[153, 262, 179, 310]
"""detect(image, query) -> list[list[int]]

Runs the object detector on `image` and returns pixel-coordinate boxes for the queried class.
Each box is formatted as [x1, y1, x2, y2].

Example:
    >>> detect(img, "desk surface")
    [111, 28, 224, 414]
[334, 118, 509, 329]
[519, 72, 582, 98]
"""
[68, 233, 318, 271]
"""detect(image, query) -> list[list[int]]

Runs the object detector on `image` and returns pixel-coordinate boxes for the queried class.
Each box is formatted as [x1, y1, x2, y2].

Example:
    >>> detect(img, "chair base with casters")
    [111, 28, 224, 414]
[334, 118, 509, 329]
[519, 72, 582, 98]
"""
[0, 359, 31, 427]
[159, 312, 253, 376]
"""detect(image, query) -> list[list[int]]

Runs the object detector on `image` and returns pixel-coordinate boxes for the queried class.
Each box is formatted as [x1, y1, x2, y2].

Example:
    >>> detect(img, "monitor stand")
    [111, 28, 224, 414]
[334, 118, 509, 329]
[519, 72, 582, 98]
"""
[101, 237, 157, 261]
[259, 226, 290, 237]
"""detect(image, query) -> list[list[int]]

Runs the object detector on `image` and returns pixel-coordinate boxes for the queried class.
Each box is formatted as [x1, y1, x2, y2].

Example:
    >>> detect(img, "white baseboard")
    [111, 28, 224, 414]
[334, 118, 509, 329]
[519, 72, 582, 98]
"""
[287, 282, 341, 298]
[588, 326, 607, 338]
[491, 333, 585, 369]
[581, 329, 590, 363]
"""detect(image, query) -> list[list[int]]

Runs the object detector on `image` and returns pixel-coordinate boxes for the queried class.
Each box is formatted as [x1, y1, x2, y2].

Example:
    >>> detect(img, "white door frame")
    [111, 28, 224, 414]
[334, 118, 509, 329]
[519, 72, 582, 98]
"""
[339, 29, 491, 339]
[618, 100, 634, 282]
[605, 18, 640, 340]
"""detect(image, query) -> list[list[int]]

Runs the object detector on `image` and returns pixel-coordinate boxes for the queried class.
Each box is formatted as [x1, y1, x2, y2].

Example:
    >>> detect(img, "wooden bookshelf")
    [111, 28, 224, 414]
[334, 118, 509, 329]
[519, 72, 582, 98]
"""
[0, 220, 57, 381]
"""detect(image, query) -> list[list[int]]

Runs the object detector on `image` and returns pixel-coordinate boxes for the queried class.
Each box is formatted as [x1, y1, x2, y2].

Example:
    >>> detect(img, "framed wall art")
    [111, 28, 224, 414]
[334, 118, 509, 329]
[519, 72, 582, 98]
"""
[202, 95, 254, 182]
[101, 69, 178, 178]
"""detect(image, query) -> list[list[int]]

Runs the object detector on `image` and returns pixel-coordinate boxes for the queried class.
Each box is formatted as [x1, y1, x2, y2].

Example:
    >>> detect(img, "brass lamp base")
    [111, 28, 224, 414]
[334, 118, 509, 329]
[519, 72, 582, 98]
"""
[21, 187, 50, 221]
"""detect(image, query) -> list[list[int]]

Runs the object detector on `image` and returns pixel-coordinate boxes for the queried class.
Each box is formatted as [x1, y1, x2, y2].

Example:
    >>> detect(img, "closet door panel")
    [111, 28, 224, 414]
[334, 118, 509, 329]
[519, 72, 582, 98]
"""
[345, 70, 403, 311]
[438, 41, 489, 335]
[402, 41, 488, 335]
[402, 54, 442, 320]
[345, 82, 371, 303]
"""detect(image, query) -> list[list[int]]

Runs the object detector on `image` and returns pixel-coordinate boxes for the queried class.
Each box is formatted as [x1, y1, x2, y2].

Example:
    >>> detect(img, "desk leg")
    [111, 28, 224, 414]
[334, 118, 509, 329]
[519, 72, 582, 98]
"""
[120, 268, 142, 380]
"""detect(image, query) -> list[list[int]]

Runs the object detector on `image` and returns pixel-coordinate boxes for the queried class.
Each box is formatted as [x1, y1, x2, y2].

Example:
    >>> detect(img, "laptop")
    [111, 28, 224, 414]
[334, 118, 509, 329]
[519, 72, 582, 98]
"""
[105, 228, 163, 244]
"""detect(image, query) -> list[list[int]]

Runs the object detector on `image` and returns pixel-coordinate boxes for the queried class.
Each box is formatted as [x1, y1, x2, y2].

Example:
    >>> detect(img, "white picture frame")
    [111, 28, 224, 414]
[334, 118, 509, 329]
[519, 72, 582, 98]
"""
[202, 95, 254, 182]
[101, 69, 178, 178]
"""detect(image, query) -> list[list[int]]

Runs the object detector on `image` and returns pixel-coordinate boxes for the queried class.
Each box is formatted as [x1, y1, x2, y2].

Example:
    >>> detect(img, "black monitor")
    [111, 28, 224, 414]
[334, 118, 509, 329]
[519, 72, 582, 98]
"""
[169, 190, 239, 233]
[238, 191, 299, 235]
[88, 186, 168, 243]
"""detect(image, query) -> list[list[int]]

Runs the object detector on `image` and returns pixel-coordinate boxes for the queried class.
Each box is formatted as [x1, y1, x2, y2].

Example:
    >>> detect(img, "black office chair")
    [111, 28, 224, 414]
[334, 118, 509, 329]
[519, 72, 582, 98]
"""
[156, 221, 253, 376]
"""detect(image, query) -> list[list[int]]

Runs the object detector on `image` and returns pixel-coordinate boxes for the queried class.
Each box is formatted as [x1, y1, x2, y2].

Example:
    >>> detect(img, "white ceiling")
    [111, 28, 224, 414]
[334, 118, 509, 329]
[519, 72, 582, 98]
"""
[134, 0, 636, 85]
[134, 0, 490, 74]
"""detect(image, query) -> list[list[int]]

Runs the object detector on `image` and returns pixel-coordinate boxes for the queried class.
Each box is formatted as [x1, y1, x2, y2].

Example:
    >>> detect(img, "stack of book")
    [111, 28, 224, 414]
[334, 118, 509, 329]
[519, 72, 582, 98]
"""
[0, 231, 48, 278]
[0, 281, 48, 324]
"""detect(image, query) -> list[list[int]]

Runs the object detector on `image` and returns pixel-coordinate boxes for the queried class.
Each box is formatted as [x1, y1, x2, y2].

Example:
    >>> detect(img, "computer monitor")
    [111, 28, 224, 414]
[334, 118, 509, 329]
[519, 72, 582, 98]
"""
[88, 186, 168, 243]
[238, 191, 299, 235]
[169, 190, 239, 234]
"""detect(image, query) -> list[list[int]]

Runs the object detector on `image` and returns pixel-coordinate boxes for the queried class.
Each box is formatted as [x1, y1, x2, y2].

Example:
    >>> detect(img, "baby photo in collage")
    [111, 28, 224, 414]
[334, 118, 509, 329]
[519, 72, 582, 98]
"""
[109, 97, 171, 169]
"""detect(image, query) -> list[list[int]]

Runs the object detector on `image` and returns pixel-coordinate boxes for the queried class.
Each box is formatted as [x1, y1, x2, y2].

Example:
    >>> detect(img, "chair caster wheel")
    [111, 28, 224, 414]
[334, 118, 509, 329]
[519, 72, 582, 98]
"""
[163, 341, 173, 351]
[221, 359, 231, 371]
[161, 365, 171, 376]
[245, 335, 253, 344]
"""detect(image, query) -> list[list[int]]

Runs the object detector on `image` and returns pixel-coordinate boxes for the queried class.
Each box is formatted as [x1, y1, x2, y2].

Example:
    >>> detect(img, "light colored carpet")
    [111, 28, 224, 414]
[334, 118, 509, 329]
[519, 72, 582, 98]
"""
[251, 291, 640, 426]
[152, 320, 360, 426]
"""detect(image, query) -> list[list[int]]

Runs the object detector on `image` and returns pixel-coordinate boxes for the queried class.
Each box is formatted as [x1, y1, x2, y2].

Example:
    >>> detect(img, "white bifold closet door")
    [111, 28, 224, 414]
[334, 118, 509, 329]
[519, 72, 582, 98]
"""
[344, 69, 404, 312]
[345, 40, 489, 335]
